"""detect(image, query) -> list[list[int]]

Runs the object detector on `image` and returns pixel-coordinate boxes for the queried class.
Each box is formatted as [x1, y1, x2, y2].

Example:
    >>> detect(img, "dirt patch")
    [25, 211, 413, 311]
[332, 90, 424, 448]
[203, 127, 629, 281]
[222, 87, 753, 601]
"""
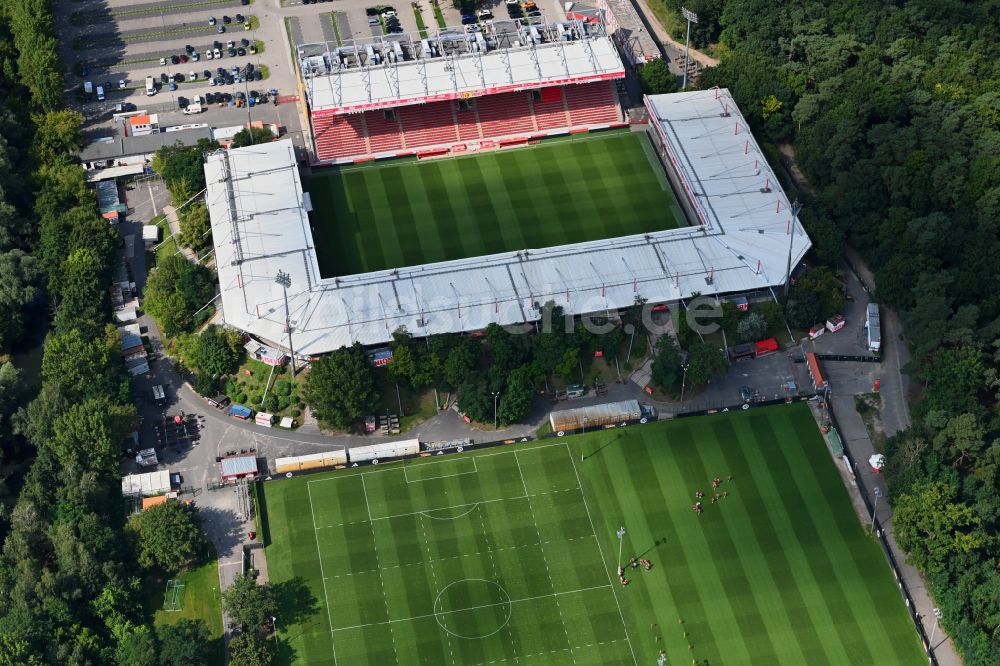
[775, 141, 817, 196]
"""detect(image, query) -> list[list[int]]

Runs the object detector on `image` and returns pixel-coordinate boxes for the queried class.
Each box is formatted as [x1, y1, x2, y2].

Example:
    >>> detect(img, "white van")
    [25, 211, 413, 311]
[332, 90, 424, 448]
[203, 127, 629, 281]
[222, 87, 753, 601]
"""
[145, 76, 156, 96]
[83, 81, 93, 94]
[96, 86, 105, 101]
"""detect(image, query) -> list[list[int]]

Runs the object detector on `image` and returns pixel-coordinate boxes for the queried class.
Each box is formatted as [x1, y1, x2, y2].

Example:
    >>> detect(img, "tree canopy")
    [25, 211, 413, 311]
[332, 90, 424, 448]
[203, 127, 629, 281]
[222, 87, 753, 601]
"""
[304, 342, 379, 430]
[126, 502, 206, 573]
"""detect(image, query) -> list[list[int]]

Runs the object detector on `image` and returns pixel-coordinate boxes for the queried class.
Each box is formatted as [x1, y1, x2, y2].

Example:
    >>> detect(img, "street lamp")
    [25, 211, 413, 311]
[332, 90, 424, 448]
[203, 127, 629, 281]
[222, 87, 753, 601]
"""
[275, 270, 296, 378]
[616, 526, 626, 568]
[783, 198, 804, 298]
[492, 391, 499, 430]
[680, 7, 699, 90]
[870, 487, 881, 531]
[679, 364, 689, 402]
[929, 607, 943, 650]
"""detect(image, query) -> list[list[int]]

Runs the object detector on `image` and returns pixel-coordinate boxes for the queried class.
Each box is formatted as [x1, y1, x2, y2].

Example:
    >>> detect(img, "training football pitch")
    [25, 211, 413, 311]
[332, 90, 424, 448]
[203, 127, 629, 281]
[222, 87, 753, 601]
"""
[263, 404, 924, 665]
[303, 131, 687, 278]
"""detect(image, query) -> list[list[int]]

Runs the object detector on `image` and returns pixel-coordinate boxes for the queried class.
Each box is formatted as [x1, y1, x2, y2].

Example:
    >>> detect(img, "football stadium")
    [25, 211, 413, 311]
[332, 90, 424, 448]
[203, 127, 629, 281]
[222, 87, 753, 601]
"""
[205, 17, 811, 355]
[302, 132, 687, 277]
[262, 404, 925, 665]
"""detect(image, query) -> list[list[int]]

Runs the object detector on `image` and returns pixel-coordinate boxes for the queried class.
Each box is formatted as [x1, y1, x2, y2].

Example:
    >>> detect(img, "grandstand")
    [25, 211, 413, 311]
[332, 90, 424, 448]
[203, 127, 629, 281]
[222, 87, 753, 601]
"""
[206, 88, 812, 356]
[297, 19, 627, 164]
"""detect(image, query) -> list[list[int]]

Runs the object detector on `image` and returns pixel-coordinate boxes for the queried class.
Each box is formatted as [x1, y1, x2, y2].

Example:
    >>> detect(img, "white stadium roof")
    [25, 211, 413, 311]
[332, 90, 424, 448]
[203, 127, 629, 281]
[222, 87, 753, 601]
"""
[299, 19, 624, 114]
[207, 89, 810, 356]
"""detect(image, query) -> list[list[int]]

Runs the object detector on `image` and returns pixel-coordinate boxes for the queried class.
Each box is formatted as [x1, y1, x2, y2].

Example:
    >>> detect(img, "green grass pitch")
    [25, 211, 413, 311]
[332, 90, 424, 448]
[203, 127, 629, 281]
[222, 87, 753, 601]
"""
[303, 131, 687, 278]
[262, 403, 924, 665]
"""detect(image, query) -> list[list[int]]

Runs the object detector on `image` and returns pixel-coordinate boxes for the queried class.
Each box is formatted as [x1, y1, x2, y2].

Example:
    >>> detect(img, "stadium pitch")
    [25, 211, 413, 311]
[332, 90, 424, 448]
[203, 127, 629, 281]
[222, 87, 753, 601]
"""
[262, 403, 924, 665]
[303, 131, 687, 278]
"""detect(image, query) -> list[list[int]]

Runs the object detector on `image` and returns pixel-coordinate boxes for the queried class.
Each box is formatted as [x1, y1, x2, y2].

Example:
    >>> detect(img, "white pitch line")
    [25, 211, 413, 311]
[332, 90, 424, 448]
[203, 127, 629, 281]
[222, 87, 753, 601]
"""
[360, 474, 374, 524]
[307, 480, 339, 666]
[305, 440, 569, 487]
[565, 443, 639, 666]
[316, 494, 530, 528]
[329, 584, 613, 633]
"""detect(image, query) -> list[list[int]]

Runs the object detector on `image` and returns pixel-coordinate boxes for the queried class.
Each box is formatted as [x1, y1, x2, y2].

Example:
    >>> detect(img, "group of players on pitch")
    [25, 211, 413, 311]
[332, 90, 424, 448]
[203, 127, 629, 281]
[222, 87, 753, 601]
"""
[692, 475, 733, 514]
[617, 556, 653, 586]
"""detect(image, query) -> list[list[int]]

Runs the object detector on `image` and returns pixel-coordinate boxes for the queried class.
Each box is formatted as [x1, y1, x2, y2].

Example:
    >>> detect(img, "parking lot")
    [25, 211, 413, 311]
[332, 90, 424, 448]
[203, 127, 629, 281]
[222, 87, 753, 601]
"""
[56, 0, 303, 136]
[286, 0, 566, 51]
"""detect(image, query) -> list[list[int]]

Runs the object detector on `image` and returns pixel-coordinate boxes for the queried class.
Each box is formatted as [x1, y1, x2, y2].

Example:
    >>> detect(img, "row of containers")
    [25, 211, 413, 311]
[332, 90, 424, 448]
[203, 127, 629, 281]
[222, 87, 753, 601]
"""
[273, 400, 658, 477]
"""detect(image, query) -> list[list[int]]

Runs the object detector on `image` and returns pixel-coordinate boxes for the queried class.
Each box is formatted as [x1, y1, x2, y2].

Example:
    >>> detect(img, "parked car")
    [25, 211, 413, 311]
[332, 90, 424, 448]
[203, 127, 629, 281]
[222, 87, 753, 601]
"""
[185, 44, 194, 53]
[208, 16, 216, 25]
[237, 47, 246, 56]
[235, 14, 245, 23]
[191, 52, 199, 61]
[189, 70, 197, 80]
[118, 79, 127, 89]
[217, 25, 225, 33]
[368, 17, 380, 25]
[207, 50, 214, 60]
[179, 54, 188, 63]
[160, 73, 169, 83]
[380, 6, 396, 14]
[461, 14, 477, 24]
[204, 69, 212, 78]
[243, 21, 251, 30]
[228, 47, 236, 57]
[170, 54, 179, 64]
[222, 15, 231, 24]
[477, 9, 493, 18]
[169, 81, 177, 91]
[366, 6, 380, 15]
[177, 96, 188, 109]
[159, 57, 167, 65]
[241, 38, 250, 46]
[213, 48, 222, 58]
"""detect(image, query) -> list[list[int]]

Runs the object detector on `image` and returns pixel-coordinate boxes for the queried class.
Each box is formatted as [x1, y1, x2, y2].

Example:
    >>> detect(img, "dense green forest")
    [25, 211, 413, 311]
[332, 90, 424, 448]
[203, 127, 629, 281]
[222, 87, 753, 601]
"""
[688, 1, 999, 662]
[0, 1, 213, 664]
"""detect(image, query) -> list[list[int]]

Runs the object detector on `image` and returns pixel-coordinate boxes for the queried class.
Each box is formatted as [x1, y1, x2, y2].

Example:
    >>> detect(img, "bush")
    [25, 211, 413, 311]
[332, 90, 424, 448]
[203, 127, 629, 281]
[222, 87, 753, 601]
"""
[264, 394, 279, 413]
[192, 373, 217, 397]
[291, 409, 301, 417]
[277, 396, 290, 411]
[235, 393, 247, 404]
[274, 380, 292, 396]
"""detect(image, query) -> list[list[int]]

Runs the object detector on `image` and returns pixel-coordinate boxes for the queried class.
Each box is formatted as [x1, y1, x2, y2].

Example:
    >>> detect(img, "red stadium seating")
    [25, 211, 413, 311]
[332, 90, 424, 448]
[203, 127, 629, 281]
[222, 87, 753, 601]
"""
[455, 102, 482, 141]
[565, 82, 621, 127]
[531, 88, 571, 131]
[476, 92, 534, 138]
[365, 110, 404, 154]
[311, 83, 621, 163]
[399, 101, 460, 148]
[312, 113, 368, 161]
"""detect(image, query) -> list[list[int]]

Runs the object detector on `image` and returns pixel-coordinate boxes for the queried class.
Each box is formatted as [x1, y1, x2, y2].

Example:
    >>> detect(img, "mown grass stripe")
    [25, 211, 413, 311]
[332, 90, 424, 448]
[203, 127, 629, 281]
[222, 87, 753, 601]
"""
[710, 418, 833, 665]
[669, 424, 782, 661]
[748, 414, 879, 664]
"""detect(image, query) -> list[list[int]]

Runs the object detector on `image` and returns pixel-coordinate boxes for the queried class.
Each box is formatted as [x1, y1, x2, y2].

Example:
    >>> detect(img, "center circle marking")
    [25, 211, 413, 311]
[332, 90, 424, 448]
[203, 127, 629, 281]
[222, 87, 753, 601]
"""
[432, 578, 512, 639]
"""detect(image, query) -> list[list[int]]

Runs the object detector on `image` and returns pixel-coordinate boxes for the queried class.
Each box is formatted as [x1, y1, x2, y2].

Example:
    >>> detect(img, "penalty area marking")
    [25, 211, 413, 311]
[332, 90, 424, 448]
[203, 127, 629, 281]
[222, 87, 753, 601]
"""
[404, 456, 479, 484]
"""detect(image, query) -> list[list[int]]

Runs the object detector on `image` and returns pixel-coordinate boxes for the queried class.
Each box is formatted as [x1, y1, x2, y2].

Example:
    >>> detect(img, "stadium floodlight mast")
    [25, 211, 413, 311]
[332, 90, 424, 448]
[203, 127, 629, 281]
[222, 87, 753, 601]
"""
[784, 198, 804, 298]
[681, 7, 699, 90]
[870, 486, 881, 531]
[616, 526, 626, 567]
[929, 607, 943, 651]
[275, 270, 297, 379]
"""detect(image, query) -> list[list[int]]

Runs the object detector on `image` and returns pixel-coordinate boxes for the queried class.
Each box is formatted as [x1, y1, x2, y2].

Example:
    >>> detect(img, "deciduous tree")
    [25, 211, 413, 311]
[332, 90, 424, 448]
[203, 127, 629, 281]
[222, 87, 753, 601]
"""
[304, 343, 378, 430]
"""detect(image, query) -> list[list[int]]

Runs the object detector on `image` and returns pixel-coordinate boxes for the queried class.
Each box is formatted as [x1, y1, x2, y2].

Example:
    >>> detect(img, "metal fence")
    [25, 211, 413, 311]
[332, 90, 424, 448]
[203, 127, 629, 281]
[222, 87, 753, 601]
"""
[825, 405, 939, 665]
